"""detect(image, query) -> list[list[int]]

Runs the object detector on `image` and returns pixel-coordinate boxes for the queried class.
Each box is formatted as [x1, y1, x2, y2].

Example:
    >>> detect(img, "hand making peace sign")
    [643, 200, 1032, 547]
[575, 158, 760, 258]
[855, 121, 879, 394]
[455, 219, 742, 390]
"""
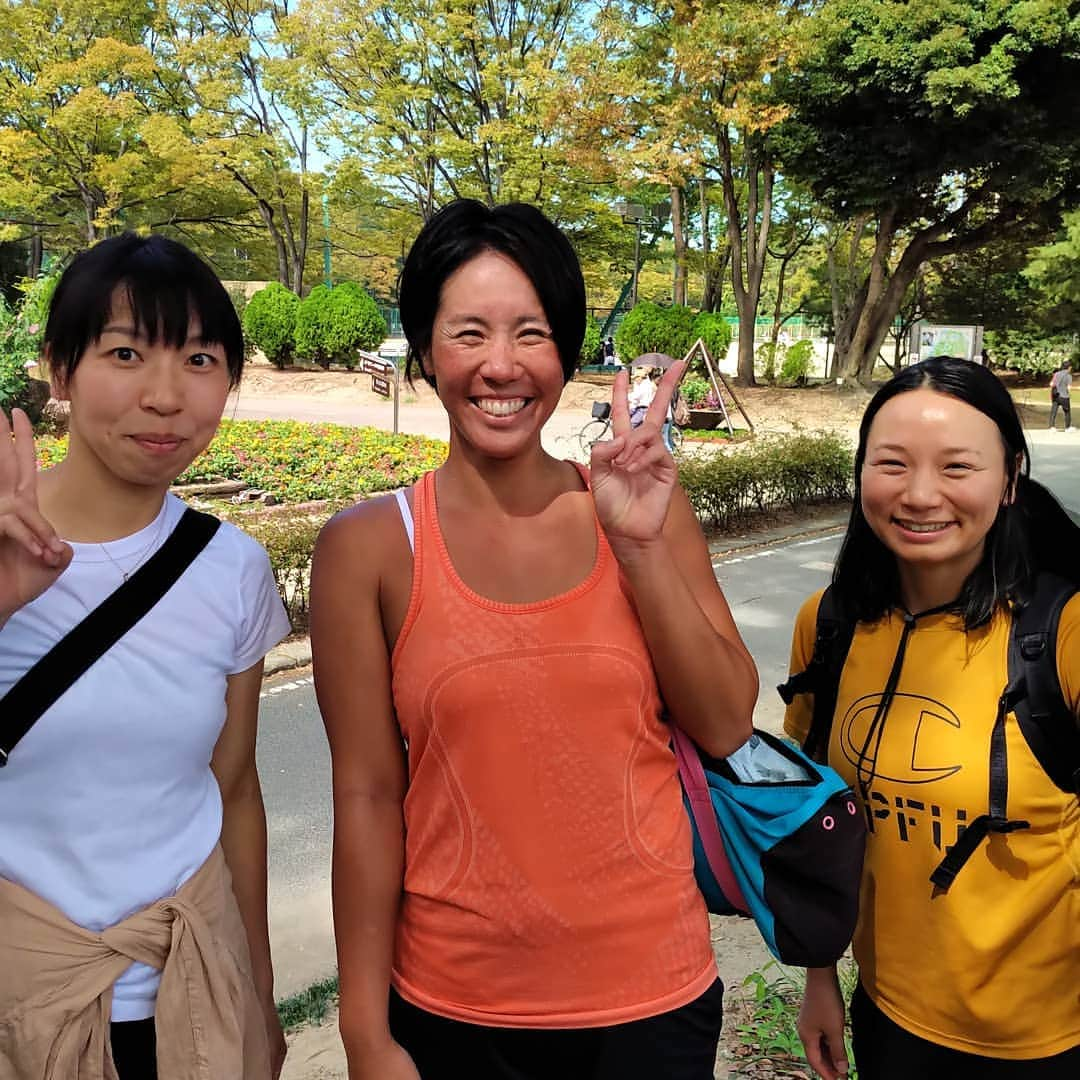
[0, 408, 71, 623]
[589, 360, 685, 551]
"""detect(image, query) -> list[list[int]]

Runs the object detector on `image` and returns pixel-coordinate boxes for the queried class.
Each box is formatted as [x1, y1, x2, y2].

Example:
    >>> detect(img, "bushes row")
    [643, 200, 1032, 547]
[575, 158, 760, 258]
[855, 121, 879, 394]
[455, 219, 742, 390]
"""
[243, 281, 387, 369]
[679, 432, 853, 529]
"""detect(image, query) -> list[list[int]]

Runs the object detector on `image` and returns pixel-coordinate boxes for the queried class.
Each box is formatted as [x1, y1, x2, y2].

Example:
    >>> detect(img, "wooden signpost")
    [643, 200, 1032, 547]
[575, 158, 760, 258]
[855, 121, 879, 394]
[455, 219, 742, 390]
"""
[357, 351, 400, 432]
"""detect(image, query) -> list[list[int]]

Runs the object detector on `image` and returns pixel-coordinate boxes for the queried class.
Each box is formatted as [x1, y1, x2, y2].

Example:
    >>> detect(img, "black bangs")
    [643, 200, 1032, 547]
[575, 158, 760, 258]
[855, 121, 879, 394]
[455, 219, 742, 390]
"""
[44, 233, 245, 387]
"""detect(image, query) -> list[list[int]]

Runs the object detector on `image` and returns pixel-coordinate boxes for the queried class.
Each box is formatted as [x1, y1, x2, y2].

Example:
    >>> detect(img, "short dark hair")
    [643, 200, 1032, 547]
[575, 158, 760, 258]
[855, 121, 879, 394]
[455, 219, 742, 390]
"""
[44, 233, 245, 388]
[398, 200, 586, 387]
[834, 356, 1080, 628]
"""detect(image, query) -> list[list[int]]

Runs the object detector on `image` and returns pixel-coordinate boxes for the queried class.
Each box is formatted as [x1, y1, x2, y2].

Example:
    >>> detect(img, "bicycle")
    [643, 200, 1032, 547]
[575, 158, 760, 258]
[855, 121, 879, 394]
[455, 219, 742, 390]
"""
[577, 401, 684, 456]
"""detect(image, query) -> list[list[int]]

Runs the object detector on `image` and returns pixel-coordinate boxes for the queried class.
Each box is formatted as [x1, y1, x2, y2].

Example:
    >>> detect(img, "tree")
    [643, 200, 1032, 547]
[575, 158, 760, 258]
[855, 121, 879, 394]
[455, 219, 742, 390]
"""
[0, 0, 182, 249]
[1025, 210, 1080, 332]
[162, 0, 323, 292]
[774, 0, 1080, 384]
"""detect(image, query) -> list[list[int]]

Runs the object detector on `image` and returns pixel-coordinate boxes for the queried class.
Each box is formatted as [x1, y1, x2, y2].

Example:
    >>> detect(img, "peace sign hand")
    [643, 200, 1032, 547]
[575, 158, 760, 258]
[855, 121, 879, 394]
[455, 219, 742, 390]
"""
[0, 408, 71, 624]
[590, 361, 685, 555]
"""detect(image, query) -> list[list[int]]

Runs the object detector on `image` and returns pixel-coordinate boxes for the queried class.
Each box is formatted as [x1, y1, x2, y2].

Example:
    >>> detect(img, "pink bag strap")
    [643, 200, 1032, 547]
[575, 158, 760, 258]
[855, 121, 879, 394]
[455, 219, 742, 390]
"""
[671, 726, 749, 913]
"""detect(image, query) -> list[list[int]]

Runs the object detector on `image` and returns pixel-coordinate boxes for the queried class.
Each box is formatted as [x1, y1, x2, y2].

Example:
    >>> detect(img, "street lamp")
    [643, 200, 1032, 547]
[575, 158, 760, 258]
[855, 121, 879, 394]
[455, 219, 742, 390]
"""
[615, 202, 648, 308]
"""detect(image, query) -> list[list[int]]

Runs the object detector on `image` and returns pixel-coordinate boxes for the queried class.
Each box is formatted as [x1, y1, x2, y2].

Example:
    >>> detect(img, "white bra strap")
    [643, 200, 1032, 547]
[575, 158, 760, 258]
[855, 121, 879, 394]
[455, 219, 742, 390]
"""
[394, 488, 415, 554]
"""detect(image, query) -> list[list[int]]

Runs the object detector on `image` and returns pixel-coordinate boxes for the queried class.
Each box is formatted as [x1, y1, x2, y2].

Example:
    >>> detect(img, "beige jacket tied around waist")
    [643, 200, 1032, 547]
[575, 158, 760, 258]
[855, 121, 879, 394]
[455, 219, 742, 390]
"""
[0, 844, 270, 1080]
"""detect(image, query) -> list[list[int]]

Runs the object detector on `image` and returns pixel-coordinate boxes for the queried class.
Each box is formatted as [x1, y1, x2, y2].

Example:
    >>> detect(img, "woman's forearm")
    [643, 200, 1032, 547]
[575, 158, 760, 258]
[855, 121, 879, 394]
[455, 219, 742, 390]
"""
[219, 784, 275, 999]
[614, 536, 757, 757]
[332, 792, 407, 1062]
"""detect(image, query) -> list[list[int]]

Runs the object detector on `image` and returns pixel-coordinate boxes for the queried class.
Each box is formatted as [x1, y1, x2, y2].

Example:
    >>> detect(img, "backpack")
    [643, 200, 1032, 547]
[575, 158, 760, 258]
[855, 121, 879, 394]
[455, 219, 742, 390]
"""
[777, 573, 1080, 890]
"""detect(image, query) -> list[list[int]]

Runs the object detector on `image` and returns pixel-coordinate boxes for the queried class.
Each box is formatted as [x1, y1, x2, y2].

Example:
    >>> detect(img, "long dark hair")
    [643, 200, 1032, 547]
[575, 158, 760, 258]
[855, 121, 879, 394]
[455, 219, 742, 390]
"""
[834, 357, 1080, 627]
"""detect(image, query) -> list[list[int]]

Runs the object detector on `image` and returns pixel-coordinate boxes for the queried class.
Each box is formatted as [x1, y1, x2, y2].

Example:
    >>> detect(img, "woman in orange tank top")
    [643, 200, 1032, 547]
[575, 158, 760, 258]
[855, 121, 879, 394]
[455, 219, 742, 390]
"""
[310, 200, 758, 1080]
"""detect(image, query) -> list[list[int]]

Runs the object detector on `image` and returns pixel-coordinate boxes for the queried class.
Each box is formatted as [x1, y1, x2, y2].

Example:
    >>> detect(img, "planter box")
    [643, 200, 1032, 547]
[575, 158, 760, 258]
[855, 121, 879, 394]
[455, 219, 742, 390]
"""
[686, 408, 724, 430]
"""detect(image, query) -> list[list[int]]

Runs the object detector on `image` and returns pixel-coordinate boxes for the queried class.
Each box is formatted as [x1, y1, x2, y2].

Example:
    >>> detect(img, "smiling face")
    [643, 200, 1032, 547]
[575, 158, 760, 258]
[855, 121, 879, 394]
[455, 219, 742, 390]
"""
[425, 250, 564, 460]
[860, 388, 1013, 596]
[54, 289, 231, 491]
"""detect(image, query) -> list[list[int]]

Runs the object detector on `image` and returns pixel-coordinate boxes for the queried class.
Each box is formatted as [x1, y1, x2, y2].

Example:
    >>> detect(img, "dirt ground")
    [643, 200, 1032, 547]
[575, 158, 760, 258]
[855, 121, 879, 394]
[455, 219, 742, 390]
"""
[237, 362, 1054, 437]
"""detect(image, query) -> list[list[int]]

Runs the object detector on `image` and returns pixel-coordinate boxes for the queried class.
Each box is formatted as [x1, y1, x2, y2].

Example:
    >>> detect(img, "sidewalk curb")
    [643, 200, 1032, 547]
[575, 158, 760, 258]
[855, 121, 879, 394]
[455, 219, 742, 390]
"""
[261, 506, 852, 682]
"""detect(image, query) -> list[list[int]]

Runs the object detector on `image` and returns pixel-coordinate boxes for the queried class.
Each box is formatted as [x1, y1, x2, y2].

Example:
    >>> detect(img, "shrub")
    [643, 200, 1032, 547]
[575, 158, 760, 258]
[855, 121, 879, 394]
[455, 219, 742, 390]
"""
[691, 312, 733, 364]
[1, 272, 59, 418]
[324, 282, 388, 366]
[756, 342, 780, 383]
[678, 431, 853, 530]
[984, 329, 1072, 375]
[295, 282, 387, 369]
[679, 373, 712, 407]
[580, 315, 602, 366]
[294, 284, 334, 368]
[615, 301, 697, 362]
[243, 283, 299, 368]
[779, 339, 814, 385]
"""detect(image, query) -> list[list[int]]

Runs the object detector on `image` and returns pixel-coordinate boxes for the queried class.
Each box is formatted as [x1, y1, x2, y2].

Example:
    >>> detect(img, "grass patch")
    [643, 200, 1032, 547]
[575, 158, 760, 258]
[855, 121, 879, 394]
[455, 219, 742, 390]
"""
[732, 960, 858, 1077]
[277, 975, 339, 1032]
[682, 426, 751, 442]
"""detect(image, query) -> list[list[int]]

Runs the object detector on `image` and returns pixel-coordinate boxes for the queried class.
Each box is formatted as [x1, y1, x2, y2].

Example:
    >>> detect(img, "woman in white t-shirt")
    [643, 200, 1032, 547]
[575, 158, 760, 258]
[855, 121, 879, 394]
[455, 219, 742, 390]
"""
[0, 235, 290, 1079]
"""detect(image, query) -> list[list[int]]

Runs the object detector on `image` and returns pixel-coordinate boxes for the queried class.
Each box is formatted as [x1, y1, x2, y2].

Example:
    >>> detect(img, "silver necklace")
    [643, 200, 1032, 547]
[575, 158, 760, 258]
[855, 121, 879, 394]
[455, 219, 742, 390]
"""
[98, 509, 168, 583]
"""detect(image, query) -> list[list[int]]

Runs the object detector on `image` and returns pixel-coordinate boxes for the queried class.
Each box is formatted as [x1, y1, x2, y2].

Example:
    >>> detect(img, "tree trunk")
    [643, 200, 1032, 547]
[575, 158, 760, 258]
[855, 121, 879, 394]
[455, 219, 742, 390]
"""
[671, 184, 687, 306]
[28, 230, 42, 279]
[769, 254, 791, 350]
[699, 177, 712, 310]
[844, 207, 897, 386]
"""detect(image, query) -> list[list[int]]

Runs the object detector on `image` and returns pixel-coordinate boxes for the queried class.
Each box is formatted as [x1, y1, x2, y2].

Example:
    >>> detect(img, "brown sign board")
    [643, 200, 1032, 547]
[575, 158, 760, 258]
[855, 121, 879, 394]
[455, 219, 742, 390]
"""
[371, 374, 392, 398]
[360, 354, 393, 376]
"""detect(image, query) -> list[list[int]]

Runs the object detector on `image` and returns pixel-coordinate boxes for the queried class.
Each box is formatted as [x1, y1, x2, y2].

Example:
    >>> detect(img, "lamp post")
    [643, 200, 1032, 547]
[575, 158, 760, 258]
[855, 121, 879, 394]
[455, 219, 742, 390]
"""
[615, 202, 648, 308]
[322, 192, 332, 287]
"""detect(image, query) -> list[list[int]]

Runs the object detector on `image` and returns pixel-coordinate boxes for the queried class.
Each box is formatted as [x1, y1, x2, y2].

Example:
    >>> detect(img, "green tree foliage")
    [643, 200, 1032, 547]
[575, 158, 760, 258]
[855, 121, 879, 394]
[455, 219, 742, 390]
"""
[243, 282, 299, 368]
[774, 0, 1080, 384]
[616, 302, 697, 361]
[1025, 210, 1080, 331]
[580, 315, 602, 366]
[691, 312, 732, 364]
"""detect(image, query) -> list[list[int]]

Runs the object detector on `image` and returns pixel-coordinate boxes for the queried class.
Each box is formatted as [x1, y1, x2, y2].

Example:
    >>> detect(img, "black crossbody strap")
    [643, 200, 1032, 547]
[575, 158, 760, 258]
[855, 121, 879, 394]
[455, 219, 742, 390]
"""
[0, 508, 220, 766]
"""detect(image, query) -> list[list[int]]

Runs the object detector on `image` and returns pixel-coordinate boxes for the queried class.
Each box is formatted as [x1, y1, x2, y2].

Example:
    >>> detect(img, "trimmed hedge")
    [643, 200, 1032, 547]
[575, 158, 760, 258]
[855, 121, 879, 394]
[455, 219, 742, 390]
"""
[678, 432, 853, 529]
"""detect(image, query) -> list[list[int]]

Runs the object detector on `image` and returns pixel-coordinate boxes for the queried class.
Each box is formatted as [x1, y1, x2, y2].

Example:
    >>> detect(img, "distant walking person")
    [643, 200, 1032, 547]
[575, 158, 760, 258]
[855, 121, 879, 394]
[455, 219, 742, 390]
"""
[1049, 360, 1072, 430]
[603, 335, 617, 364]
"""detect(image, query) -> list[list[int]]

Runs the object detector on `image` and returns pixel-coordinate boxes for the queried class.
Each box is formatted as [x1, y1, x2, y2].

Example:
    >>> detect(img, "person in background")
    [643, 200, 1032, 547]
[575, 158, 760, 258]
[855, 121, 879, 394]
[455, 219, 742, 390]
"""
[627, 366, 657, 427]
[311, 199, 757, 1080]
[603, 336, 616, 364]
[1049, 359, 1072, 430]
[0, 234, 289, 1079]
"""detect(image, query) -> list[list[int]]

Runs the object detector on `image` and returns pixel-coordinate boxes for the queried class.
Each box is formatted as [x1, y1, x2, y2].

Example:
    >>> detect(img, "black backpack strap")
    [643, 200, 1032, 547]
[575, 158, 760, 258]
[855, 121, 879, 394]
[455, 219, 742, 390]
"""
[777, 585, 856, 762]
[930, 573, 1079, 890]
[0, 508, 221, 766]
[1010, 573, 1080, 795]
[930, 678, 1031, 890]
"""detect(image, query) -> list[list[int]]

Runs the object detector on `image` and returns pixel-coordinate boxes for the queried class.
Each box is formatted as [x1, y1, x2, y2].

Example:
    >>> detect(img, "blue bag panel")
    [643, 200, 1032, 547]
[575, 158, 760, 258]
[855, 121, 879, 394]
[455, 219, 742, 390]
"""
[762, 790, 866, 967]
[695, 731, 866, 966]
[683, 791, 748, 917]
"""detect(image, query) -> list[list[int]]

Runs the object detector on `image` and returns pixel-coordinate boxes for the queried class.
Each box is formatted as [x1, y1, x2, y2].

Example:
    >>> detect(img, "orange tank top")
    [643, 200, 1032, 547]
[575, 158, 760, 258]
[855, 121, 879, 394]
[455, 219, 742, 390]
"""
[389, 468, 715, 1028]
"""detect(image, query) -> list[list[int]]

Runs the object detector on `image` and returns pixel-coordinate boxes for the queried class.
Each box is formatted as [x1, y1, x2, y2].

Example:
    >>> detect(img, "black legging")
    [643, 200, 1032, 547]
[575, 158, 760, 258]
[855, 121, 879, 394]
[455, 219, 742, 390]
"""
[110, 1019, 157, 1080]
[851, 984, 1080, 1079]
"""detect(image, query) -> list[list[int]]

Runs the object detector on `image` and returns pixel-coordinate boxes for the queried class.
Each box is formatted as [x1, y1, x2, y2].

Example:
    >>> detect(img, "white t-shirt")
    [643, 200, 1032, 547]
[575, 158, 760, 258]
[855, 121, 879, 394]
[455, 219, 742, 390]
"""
[628, 377, 657, 411]
[0, 494, 290, 1020]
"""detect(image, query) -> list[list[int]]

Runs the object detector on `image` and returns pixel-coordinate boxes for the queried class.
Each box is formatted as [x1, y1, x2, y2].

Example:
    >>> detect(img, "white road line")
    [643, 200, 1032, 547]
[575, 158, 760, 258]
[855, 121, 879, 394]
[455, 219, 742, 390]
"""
[260, 675, 314, 701]
[714, 529, 843, 567]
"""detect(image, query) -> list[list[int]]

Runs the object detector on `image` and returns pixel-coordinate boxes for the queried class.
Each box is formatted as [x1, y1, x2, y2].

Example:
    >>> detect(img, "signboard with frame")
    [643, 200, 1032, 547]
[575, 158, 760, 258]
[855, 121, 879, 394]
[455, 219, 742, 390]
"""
[371, 373, 391, 398]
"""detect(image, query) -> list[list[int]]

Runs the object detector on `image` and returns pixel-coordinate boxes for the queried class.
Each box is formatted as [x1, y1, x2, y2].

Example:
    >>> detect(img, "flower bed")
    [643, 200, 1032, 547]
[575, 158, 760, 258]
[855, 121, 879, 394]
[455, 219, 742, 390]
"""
[35, 419, 448, 503]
